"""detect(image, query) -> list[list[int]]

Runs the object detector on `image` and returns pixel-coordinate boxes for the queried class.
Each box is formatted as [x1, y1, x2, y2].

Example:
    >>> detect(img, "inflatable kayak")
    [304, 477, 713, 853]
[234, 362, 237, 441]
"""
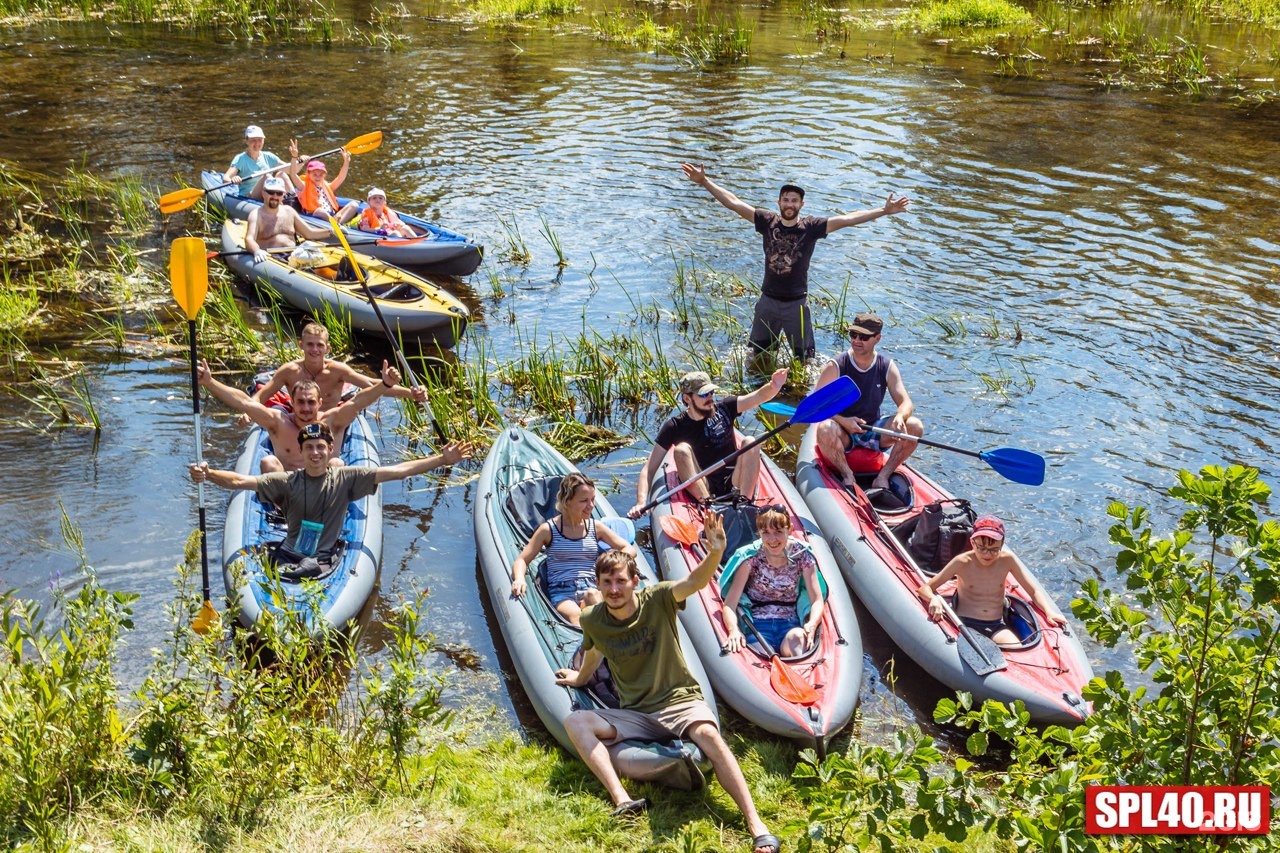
[794, 425, 1093, 724]
[474, 426, 716, 789]
[647, 445, 863, 757]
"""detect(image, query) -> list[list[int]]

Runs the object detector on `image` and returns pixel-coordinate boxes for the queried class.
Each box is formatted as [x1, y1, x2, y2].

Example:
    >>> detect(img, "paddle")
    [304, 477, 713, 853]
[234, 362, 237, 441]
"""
[170, 237, 218, 635]
[760, 401, 1046, 486]
[738, 608, 819, 706]
[327, 215, 447, 444]
[659, 514, 701, 546]
[634, 377, 860, 516]
[158, 131, 384, 214]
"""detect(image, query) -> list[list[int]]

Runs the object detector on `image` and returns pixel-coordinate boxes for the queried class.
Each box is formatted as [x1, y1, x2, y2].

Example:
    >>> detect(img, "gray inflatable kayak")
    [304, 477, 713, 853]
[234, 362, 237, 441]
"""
[794, 424, 1093, 724]
[474, 426, 716, 788]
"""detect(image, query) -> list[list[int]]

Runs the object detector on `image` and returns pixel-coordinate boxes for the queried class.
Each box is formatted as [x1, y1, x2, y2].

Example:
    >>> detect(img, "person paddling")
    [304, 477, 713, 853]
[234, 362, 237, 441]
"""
[554, 513, 781, 853]
[680, 163, 909, 360]
[224, 125, 296, 201]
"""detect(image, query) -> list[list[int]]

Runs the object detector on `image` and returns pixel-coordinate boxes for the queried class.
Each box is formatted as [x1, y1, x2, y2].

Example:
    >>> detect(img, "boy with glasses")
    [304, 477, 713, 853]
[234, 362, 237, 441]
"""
[628, 366, 789, 519]
[812, 312, 924, 491]
[916, 515, 1068, 646]
[244, 176, 333, 264]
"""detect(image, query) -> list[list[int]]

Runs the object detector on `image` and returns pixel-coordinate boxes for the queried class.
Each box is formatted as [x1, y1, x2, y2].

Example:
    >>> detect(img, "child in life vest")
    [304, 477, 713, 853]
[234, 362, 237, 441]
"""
[358, 188, 417, 238]
[294, 152, 361, 224]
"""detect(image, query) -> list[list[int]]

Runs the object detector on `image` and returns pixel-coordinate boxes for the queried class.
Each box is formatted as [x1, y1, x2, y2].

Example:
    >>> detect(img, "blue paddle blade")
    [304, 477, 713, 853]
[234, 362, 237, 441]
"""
[791, 377, 859, 424]
[980, 447, 1046, 486]
[761, 401, 797, 418]
[597, 516, 636, 550]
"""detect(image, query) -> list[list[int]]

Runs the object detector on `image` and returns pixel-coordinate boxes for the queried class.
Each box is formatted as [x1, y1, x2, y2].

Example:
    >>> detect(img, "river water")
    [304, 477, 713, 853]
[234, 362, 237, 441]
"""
[1, 3, 1278, 738]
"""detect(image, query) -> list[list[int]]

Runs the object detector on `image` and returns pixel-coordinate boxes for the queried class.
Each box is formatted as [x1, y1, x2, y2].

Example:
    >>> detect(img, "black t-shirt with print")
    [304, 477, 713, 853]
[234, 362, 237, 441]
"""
[754, 209, 829, 301]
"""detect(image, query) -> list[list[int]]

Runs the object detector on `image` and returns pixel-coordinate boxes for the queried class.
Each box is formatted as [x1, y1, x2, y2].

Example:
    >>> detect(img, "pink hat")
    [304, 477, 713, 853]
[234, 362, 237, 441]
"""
[306, 160, 326, 172]
[971, 515, 1005, 543]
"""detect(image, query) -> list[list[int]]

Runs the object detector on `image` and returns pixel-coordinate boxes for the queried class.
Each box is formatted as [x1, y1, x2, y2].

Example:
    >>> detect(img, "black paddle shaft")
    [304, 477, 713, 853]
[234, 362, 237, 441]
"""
[187, 319, 210, 602]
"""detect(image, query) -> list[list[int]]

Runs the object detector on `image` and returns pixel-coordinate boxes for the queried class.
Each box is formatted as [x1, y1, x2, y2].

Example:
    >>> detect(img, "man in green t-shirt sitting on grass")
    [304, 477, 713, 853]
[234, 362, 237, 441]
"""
[554, 513, 779, 853]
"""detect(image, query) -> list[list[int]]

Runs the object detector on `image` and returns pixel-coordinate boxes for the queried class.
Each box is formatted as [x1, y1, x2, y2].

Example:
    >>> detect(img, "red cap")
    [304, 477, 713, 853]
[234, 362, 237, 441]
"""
[970, 515, 1005, 542]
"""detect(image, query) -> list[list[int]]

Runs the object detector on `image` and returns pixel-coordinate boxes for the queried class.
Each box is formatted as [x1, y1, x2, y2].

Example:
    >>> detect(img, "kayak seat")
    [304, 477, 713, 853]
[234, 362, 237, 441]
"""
[369, 282, 422, 301]
[717, 503, 760, 566]
[855, 471, 914, 516]
[504, 476, 563, 542]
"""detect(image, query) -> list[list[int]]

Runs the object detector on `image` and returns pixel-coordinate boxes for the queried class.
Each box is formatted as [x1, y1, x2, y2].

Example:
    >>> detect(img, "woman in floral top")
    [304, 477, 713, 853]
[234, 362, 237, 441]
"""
[720, 506, 824, 657]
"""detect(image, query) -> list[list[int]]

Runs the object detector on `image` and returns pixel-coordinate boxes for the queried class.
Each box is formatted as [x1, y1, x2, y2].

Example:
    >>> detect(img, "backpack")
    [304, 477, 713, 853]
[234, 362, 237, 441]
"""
[906, 499, 977, 572]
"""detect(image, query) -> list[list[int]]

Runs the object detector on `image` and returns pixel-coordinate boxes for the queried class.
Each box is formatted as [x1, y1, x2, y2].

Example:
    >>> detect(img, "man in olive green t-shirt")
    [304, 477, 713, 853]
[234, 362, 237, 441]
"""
[555, 513, 778, 853]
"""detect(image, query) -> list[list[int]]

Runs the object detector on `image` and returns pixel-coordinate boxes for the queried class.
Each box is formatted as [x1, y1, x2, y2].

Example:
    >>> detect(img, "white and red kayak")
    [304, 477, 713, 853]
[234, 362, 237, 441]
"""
[794, 425, 1093, 725]
[649, 445, 863, 757]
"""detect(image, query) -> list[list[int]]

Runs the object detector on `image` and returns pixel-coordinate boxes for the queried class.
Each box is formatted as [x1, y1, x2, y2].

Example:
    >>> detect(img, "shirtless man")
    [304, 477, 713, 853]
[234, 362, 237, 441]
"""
[248, 322, 427, 412]
[244, 176, 332, 264]
[916, 515, 1068, 647]
[198, 357, 401, 473]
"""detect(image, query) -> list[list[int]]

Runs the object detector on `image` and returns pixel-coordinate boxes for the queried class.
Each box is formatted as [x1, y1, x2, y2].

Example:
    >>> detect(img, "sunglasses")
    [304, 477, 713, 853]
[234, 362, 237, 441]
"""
[695, 390, 715, 399]
[264, 190, 284, 197]
[849, 332, 876, 341]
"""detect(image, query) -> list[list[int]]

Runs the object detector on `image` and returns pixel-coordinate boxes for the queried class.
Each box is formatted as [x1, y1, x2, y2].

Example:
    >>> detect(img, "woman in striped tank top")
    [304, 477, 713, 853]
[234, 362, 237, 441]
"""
[511, 473, 637, 625]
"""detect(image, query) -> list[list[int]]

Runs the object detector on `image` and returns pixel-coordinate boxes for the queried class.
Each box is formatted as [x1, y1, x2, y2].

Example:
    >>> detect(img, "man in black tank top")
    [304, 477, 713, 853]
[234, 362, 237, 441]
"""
[813, 313, 925, 490]
[679, 162, 910, 360]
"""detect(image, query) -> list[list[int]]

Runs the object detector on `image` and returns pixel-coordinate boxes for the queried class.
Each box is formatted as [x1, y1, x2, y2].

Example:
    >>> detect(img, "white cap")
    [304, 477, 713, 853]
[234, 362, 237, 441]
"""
[366, 187, 386, 199]
[262, 176, 287, 192]
[244, 124, 265, 139]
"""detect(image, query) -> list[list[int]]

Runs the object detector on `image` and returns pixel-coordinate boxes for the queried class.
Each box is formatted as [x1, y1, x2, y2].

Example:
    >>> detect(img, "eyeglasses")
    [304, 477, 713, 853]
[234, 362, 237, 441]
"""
[972, 544, 1002, 554]
[264, 190, 284, 197]
[849, 332, 876, 341]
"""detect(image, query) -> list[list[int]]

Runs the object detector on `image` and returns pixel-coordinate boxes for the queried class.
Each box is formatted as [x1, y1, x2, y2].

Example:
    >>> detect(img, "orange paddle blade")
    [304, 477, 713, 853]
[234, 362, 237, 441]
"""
[659, 514, 701, 546]
[158, 186, 206, 215]
[344, 130, 383, 155]
[170, 237, 210, 320]
[192, 599, 219, 635]
[770, 654, 819, 706]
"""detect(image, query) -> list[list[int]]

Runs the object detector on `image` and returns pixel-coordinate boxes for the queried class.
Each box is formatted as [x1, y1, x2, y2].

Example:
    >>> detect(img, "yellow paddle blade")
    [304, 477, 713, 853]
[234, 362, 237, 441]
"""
[192, 600, 219, 635]
[327, 215, 369, 285]
[158, 186, 206, 215]
[344, 130, 383, 156]
[170, 237, 210, 320]
[659, 514, 701, 546]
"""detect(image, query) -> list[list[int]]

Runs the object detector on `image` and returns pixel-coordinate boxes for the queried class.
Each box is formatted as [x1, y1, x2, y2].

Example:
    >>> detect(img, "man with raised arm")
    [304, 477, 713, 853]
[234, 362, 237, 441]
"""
[554, 513, 780, 853]
[248, 322, 427, 413]
[628, 367, 789, 519]
[680, 162, 909, 360]
[197, 357, 400, 473]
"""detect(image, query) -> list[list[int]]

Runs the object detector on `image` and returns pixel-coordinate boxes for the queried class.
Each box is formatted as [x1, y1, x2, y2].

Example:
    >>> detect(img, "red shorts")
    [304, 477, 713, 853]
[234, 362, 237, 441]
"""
[818, 444, 884, 474]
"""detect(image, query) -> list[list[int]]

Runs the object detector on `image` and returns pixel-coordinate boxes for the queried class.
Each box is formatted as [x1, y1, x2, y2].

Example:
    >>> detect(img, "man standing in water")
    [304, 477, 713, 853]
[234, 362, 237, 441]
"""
[680, 163, 909, 360]
[554, 514, 781, 853]
[244, 176, 333, 264]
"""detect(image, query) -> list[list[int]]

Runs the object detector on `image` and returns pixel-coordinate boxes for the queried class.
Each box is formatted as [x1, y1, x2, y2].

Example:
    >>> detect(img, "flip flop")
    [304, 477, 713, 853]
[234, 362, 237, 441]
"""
[611, 798, 649, 818]
[751, 833, 782, 853]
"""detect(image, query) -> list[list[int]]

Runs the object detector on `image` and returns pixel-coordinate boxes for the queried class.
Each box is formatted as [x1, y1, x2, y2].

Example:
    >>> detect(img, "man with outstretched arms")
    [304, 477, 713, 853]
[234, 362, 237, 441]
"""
[681, 162, 909, 360]
[197, 357, 400, 473]
[553, 513, 780, 853]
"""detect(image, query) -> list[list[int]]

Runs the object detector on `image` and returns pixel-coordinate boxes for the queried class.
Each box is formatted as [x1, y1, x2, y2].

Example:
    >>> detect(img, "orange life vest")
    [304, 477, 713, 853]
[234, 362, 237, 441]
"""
[300, 177, 340, 216]
[359, 206, 402, 233]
